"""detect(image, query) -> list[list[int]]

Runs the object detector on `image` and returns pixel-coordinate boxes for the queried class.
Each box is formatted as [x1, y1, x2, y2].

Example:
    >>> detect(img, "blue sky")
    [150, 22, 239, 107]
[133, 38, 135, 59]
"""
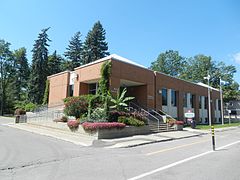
[1, 0, 240, 84]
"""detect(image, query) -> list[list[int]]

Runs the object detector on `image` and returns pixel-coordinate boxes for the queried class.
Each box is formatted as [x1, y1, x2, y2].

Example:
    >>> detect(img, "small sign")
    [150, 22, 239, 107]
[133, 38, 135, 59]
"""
[185, 112, 195, 118]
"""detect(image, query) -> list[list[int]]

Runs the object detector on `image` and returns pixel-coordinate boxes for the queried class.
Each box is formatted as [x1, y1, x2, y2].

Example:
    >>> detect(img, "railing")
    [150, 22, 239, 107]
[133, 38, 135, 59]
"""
[27, 105, 64, 123]
[129, 102, 160, 132]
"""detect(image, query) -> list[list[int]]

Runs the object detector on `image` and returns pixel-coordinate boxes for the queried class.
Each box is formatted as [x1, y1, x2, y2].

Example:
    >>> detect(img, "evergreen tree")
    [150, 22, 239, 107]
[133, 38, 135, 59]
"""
[150, 50, 186, 77]
[64, 31, 83, 70]
[47, 50, 62, 75]
[82, 21, 109, 64]
[0, 39, 14, 115]
[12, 47, 30, 101]
[28, 28, 51, 104]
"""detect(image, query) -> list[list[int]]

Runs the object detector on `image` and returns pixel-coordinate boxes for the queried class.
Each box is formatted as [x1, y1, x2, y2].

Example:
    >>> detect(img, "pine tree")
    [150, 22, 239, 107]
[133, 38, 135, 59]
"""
[82, 21, 109, 64]
[47, 50, 62, 75]
[12, 47, 30, 101]
[64, 31, 83, 70]
[28, 28, 51, 104]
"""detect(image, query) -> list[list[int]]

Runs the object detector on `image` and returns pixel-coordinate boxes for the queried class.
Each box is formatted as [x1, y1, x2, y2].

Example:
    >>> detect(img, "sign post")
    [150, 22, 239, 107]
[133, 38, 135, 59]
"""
[211, 126, 216, 151]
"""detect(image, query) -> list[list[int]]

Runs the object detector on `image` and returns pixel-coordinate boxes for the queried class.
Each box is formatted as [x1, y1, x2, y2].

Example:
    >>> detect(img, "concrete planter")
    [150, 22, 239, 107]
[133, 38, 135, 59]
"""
[83, 125, 151, 139]
[28, 121, 151, 139]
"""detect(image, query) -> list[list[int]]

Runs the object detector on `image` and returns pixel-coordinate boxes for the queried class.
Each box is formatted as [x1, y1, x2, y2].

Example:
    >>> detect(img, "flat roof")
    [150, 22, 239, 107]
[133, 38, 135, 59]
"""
[49, 54, 219, 92]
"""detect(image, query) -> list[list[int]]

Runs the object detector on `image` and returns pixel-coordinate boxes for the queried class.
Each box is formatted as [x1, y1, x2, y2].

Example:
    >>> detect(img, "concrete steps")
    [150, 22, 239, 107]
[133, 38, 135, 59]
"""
[148, 121, 175, 133]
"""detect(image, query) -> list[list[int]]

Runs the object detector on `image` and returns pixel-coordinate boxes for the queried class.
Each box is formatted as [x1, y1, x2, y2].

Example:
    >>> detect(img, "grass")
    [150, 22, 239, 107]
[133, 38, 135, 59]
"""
[195, 122, 240, 130]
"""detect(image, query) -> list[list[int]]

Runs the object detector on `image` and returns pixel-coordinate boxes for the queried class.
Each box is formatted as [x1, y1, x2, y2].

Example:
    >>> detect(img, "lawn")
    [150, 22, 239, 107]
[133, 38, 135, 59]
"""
[196, 122, 240, 130]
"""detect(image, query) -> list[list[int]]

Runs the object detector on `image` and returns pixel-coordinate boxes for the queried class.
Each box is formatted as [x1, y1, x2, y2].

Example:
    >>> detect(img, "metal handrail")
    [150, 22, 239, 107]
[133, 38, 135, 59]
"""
[129, 102, 160, 131]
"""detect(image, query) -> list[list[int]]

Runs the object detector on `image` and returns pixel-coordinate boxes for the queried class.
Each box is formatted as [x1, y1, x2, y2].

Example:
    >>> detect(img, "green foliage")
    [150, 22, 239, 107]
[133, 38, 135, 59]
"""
[42, 80, 50, 105]
[0, 39, 14, 115]
[12, 47, 30, 101]
[28, 27, 51, 104]
[64, 31, 83, 70]
[97, 60, 111, 96]
[150, 51, 239, 102]
[47, 50, 63, 75]
[64, 96, 89, 118]
[150, 50, 186, 77]
[82, 21, 110, 64]
[90, 107, 107, 122]
[110, 88, 135, 111]
[118, 116, 145, 127]
[24, 102, 38, 112]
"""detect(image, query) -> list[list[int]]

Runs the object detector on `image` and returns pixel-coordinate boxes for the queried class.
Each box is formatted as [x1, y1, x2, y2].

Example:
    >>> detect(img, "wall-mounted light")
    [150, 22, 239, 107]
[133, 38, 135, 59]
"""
[158, 90, 162, 94]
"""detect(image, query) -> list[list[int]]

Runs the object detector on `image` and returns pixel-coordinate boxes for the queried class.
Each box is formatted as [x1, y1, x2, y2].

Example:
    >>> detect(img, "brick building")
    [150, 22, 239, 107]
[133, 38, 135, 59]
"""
[48, 54, 221, 124]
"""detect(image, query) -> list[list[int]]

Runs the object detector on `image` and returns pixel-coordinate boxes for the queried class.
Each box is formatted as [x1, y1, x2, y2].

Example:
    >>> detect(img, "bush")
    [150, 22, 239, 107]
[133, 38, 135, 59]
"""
[118, 116, 145, 127]
[108, 110, 130, 122]
[64, 96, 89, 118]
[14, 108, 26, 115]
[67, 120, 80, 130]
[175, 121, 184, 125]
[25, 103, 38, 112]
[82, 122, 126, 131]
[90, 107, 107, 121]
[61, 116, 68, 122]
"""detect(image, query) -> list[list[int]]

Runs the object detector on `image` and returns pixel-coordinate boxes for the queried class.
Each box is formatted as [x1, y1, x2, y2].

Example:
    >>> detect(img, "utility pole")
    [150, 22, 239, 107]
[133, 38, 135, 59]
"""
[0, 60, 3, 116]
[220, 78, 224, 125]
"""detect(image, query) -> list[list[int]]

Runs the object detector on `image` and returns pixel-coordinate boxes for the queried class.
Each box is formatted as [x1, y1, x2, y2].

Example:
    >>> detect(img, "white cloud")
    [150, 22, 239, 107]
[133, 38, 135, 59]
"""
[233, 52, 240, 64]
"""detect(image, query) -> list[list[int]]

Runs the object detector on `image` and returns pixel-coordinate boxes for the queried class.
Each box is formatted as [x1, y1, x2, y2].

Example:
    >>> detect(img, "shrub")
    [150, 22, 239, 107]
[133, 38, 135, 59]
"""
[64, 96, 89, 118]
[61, 116, 68, 122]
[14, 108, 26, 115]
[118, 116, 145, 127]
[67, 120, 80, 130]
[25, 103, 38, 112]
[175, 121, 184, 125]
[90, 107, 107, 121]
[82, 122, 126, 131]
[108, 110, 131, 122]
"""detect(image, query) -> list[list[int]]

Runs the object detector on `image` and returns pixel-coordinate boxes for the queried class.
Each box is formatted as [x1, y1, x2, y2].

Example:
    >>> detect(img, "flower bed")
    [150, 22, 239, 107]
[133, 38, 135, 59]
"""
[82, 122, 126, 131]
[67, 120, 80, 131]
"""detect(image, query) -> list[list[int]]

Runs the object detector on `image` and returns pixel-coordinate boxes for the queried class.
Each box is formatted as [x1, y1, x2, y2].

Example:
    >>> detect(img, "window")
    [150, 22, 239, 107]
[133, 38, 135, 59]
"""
[89, 83, 97, 95]
[218, 100, 221, 110]
[69, 85, 74, 97]
[183, 93, 188, 108]
[162, 88, 167, 106]
[199, 96, 202, 109]
[171, 89, 177, 106]
[190, 94, 195, 108]
[204, 96, 208, 109]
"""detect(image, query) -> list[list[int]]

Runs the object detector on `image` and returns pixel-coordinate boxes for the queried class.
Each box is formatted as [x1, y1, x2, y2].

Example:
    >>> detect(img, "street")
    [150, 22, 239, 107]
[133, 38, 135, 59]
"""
[0, 117, 240, 180]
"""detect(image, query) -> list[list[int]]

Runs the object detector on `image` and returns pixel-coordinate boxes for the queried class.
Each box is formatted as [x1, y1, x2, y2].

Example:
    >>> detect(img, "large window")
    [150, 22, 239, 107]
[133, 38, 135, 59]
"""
[162, 88, 167, 106]
[89, 83, 97, 95]
[171, 90, 177, 107]
[183, 93, 188, 107]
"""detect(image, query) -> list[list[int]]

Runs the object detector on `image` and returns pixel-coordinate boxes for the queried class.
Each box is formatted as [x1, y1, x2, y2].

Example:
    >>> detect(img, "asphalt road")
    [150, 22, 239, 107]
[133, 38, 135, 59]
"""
[0, 117, 240, 180]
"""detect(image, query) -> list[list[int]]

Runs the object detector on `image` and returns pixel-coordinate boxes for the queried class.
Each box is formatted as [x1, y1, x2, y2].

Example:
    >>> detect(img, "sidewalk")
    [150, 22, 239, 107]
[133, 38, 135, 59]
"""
[6, 122, 206, 148]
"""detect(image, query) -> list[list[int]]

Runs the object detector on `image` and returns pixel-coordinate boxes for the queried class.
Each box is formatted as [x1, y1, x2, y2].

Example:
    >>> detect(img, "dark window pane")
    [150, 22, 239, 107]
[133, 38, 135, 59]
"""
[171, 90, 177, 107]
[162, 88, 167, 106]
[183, 93, 187, 108]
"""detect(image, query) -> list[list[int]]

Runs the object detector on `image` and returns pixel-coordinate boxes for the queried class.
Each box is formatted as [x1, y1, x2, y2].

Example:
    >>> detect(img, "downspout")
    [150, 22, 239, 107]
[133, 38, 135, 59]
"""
[154, 71, 157, 110]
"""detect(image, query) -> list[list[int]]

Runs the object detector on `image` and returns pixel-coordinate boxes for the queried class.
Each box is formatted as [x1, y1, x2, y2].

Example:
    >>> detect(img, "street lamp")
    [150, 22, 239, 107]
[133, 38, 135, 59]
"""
[204, 73, 211, 126]
[204, 72, 216, 151]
